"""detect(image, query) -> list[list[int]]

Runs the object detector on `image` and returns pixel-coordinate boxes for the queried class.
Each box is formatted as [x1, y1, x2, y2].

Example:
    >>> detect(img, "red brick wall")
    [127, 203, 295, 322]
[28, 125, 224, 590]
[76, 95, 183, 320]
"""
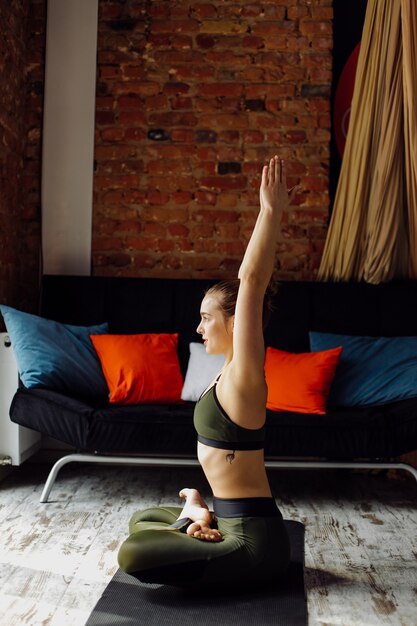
[0, 0, 44, 313]
[93, 0, 333, 279]
[1, 1, 333, 316]
[23, 0, 45, 308]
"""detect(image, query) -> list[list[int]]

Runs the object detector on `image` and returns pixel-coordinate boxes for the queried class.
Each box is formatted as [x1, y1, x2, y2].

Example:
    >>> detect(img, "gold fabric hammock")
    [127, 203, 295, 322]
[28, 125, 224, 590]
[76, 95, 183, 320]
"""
[318, 0, 417, 284]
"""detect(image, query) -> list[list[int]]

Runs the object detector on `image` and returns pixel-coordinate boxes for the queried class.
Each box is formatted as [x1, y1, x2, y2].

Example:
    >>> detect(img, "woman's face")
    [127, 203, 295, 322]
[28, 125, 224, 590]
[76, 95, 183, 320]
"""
[196, 295, 234, 355]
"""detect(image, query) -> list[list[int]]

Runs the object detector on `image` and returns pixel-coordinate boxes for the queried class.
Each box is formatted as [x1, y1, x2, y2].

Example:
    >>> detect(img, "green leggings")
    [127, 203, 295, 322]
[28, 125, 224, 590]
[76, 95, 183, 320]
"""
[117, 498, 290, 588]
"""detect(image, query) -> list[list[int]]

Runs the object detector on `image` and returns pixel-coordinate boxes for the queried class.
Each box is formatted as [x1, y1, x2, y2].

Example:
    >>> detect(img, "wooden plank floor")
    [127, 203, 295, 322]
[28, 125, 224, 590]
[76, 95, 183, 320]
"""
[0, 462, 416, 625]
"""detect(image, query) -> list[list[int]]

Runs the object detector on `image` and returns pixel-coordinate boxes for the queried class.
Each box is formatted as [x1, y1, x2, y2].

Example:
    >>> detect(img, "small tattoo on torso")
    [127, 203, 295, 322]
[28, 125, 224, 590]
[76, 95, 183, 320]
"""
[226, 451, 235, 464]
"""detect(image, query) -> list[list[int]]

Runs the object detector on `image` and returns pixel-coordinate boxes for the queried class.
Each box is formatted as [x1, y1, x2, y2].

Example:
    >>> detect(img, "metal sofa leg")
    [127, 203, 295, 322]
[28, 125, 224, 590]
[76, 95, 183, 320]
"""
[40, 455, 417, 503]
[264, 459, 417, 483]
[39, 453, 199, 502]
[40, 453, 81, 502]
[394, 462, 417, 483]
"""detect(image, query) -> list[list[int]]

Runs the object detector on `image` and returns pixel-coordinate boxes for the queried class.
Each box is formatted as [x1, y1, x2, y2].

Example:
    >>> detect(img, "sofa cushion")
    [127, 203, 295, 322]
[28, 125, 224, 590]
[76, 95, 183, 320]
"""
[10, 387, 417, 459]
[90, 333, 183, 405]
[9, 387, 197, 455]
[264, 395, 417, 458]
[0, 304, 109, 401]
[181, 342, 225, 401]
[265, 346, 342, 414]
[310, 332, 417, 407]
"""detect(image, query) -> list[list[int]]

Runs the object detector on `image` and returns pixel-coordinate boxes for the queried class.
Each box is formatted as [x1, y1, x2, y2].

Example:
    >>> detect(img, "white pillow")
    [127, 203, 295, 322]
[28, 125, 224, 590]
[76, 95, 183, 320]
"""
[181, 342, 225, 401]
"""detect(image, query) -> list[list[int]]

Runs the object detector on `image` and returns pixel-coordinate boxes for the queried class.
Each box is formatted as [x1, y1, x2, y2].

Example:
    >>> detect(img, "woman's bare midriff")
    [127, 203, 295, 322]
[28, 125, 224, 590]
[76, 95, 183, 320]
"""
[197, 442, 273, 498]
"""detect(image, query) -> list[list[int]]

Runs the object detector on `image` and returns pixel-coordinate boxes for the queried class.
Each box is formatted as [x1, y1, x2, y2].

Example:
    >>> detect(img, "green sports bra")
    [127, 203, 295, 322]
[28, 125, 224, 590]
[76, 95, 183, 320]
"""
[193, 381, 265, 451]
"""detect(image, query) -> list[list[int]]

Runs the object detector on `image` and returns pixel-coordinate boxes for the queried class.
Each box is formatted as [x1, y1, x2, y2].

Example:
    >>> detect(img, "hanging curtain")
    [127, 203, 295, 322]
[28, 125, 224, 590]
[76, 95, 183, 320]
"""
[402, 1, 417, 278]
[318, 0, 417, 284]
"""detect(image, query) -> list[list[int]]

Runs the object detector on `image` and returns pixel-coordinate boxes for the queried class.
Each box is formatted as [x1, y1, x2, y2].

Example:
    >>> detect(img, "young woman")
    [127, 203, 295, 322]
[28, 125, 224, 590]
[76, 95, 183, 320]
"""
[118, 156, 299, 588]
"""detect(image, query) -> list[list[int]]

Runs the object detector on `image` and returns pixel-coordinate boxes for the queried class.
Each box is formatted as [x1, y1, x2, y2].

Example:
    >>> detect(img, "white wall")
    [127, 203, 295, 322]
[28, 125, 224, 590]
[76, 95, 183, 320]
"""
[41, 0, 98, 275]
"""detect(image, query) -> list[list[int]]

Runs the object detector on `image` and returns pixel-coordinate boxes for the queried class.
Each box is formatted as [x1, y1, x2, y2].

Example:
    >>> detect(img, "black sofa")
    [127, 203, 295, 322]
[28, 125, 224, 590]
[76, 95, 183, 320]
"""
[9, 275, 417, 501]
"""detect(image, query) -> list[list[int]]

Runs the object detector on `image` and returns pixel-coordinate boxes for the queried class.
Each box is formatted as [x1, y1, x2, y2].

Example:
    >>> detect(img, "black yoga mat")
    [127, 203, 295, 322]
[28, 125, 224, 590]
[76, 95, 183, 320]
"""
[86, 520, 307, 626]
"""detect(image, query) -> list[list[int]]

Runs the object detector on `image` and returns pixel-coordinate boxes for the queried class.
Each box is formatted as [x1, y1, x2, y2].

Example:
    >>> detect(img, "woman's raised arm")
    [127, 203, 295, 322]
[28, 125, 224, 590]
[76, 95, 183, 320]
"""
[231, 157, 298, 394]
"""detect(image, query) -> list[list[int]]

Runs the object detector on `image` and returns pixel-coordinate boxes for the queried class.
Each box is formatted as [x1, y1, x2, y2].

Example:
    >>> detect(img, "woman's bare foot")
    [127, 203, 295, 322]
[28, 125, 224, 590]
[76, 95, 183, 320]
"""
[178, 488, 211, 523]
[178, 488, 222, 542]
[187, 519, 222, 542]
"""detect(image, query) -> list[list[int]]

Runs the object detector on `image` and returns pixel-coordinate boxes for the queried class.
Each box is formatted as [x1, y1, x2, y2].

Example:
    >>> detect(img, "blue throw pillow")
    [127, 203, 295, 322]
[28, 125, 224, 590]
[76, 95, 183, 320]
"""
[0, 305, 109, 401]
[309, 331, 417, 407]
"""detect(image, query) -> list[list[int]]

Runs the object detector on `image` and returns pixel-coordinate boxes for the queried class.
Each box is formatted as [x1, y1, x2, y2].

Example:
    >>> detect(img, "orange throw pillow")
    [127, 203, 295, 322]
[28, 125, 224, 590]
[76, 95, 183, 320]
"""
[265, 346, 343, 414]
[90, 333, 183, 405]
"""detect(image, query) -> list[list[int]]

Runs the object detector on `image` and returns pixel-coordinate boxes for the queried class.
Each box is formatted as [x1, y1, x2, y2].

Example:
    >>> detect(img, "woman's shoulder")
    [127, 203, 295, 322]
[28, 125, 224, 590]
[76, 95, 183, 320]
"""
[217, 362, 267, 428]
[223, 358, 266, 394]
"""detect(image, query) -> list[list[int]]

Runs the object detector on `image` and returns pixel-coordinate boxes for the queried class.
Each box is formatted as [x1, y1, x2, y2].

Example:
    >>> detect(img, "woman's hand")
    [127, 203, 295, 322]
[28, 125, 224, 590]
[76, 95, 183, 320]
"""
[259, 155, 299, 214]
